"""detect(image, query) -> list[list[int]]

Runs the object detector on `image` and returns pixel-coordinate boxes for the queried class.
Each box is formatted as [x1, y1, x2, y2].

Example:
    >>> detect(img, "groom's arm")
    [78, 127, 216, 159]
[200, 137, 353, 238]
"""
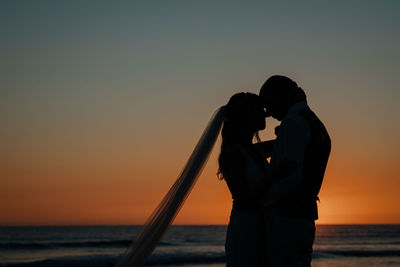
[260, 115, 310, 207]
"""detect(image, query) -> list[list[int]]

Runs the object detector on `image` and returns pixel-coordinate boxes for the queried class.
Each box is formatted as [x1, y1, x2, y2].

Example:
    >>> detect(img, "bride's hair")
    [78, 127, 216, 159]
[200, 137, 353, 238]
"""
[218, 92, 262, 180]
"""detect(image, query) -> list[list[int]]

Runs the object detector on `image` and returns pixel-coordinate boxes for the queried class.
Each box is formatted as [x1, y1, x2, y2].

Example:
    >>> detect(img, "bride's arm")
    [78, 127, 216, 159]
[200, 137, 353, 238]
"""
[219, 146, 250, 201]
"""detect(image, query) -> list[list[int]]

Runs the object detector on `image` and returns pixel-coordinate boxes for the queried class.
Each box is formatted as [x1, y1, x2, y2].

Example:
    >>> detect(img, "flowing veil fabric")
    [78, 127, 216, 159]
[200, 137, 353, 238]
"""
[115, 106, 226, 267]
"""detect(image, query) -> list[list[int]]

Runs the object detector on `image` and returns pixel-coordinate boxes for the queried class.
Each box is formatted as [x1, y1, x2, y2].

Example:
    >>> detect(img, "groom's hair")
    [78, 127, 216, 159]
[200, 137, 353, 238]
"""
[260, 75, 306, 103]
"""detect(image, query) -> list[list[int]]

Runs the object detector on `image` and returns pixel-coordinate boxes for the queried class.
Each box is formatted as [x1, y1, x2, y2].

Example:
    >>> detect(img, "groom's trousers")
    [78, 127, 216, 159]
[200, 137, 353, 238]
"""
[265, 215, 315, 267]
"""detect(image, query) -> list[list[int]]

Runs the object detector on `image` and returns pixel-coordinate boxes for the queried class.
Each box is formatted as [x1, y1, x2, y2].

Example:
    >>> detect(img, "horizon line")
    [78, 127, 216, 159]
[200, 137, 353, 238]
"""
[1, 223, 400, 227]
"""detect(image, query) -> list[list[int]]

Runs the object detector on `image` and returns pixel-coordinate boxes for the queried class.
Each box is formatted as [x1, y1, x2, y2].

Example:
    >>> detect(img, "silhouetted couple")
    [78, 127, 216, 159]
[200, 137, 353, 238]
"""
[219, 75, 331, 267]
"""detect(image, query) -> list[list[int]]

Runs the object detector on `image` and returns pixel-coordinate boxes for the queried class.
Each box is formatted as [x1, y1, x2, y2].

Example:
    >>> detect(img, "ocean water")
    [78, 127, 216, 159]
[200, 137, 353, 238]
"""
[0, 225, 399, 267]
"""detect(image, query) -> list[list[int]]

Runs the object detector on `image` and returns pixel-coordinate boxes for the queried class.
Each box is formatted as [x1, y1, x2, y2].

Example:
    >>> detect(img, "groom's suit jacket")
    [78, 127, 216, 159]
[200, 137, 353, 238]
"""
[261, 101, 331, 220]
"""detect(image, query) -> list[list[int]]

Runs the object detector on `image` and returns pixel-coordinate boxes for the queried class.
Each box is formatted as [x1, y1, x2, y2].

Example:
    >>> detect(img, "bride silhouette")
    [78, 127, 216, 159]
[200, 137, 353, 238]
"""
[218, 93, 270, 266]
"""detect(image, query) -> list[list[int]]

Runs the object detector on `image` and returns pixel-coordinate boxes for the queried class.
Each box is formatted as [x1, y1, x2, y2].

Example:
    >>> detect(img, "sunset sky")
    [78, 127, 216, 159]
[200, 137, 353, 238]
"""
[1, 1, 399, 226]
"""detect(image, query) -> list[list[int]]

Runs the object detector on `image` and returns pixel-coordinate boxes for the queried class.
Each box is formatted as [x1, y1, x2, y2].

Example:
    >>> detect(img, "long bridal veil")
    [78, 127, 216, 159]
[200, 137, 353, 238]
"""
[115, 106, 226, 267]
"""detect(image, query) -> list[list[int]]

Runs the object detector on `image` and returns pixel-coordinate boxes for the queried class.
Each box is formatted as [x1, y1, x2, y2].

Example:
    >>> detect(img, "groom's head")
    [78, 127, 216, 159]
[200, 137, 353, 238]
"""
[259, 75, 306, 121]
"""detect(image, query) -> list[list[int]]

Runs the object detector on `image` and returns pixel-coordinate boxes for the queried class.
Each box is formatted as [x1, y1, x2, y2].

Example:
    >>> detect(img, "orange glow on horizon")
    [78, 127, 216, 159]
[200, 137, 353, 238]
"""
[1, 145, 400, 226]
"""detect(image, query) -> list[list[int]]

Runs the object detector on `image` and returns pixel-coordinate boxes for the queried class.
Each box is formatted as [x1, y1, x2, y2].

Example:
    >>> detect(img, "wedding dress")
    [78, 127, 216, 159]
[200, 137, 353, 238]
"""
[225, 144, 269, 267]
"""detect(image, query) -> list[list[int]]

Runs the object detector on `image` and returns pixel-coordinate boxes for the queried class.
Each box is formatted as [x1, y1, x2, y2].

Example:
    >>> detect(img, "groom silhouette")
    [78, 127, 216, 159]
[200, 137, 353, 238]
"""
[259, 75, 331, 266]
